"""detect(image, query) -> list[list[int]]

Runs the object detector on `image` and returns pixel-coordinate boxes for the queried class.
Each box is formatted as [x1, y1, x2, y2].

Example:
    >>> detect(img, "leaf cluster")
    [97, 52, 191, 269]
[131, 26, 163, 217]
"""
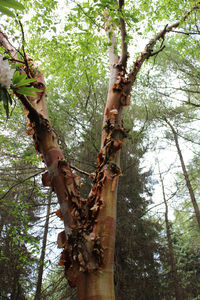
[12, 70, 42, 96]
[0, 85, 12, 117]
[0, 0, 24, 18]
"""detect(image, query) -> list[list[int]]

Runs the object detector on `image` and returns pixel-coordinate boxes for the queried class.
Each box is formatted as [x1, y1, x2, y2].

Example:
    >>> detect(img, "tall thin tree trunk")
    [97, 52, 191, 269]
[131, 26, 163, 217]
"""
[34, 189, 52, 300]
[164, 119, 200, 228]
[158, 162, 182, 300]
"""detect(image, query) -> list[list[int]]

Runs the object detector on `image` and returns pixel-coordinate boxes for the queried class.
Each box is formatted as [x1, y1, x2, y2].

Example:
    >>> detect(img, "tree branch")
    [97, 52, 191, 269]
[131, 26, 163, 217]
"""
[0, 170, 43, 201]
[127, 2, 200, 88]
[0, 31, 18, 60]
[184, 100, 200, 107]
[149, 45, 166, 57]
[0, 30, 48, 118]
[71, 0, 104, 30]
[171, 29, 200, 35]
[118, 0, 128, 68]
[69, 164, 95, 179]
[18, 18, 30, 75]
[104, 10, 119, 87]
[15, 92, 41, 122]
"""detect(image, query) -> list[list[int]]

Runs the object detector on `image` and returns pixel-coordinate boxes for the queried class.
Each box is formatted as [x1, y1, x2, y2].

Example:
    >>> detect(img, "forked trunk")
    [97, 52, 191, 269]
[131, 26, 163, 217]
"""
[0, 29, 125, 299]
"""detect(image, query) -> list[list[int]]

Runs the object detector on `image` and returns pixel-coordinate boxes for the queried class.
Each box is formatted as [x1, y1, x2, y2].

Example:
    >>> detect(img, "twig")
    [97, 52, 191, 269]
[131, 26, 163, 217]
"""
[9, 98, 17, 117]
[0, 170, 43, 201]
[195, 10, 200, 32]
[84, 70, 92, 108]
[149, 45, 166, 58]
[171, 30, 200, 35]
[0, 31, 18, 60]
[70, 0, 104, 30]
[127, 2, 200, 90]
[70, 164, 95, 179]
[18, 18, 30, 76]
[183, 100, 200, 107]
[9, 58, 25, 64]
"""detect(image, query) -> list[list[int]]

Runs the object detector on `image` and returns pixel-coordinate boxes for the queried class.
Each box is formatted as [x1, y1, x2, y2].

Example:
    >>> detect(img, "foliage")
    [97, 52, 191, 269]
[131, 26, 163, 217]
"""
[0, 107, 45, 298]
[12, 71, 42, 96]
[40, 267, 77, 300]
[0, 0, 24, 18]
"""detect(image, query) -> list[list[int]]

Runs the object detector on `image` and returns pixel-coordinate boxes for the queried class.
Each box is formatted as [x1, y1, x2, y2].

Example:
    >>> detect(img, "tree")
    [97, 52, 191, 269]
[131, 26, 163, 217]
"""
[158, 162, 182, 300]
[1, 0, 200, 299]
[34, 189, 52, 300]
[172, 202, 200, 299]
[164, 118, 200, 228]
[0, 146, 41, 299]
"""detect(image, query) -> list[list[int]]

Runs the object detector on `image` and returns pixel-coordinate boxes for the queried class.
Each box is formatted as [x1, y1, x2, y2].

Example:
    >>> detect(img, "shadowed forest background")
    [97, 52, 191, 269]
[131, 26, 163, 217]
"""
[0, 0, 200, 299]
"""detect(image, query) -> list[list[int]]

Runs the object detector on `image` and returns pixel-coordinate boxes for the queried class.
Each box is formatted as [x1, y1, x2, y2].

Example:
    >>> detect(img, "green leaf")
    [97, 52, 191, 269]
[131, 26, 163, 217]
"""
[15, 74, 27, 84]
[7, 91, 12, 105]
[0, 88, 9, 117]
[12, 71, 21, 84]
[25, 87, 42, 92]
[52, 26, 56, 33]
[0, 5, 15, 17]
[15, 78, 37, 87]
[132, 17, 139, 23]
[12, 71, 38, 88]
[0, 0, 25, 10]
[17, 87, 40, 97]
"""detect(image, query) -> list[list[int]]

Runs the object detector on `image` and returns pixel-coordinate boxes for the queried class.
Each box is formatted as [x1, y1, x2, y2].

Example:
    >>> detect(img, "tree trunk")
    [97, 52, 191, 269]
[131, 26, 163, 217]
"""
[0, 28, 124, 300]
[158, 162, 182, 300]
[164, 119, 200, 228]
[34, 189, 52, 300]
[76, 151, 119, 300]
